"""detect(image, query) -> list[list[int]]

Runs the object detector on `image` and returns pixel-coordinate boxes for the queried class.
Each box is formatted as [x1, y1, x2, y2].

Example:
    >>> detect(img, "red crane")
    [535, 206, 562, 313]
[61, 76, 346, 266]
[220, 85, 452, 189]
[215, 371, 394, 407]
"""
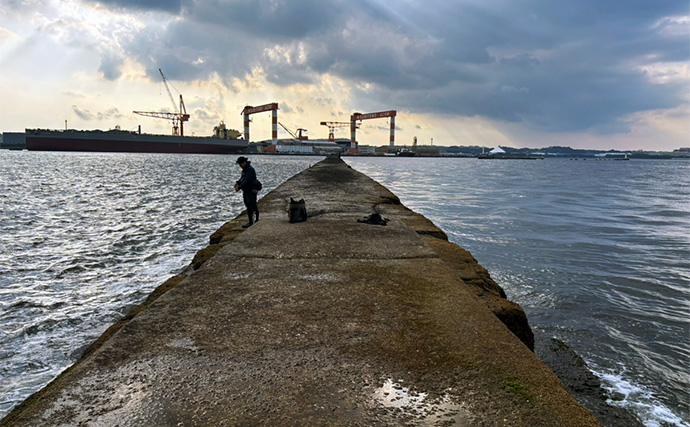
[134, 68, 190, 136]
[350, 110, 396, 147]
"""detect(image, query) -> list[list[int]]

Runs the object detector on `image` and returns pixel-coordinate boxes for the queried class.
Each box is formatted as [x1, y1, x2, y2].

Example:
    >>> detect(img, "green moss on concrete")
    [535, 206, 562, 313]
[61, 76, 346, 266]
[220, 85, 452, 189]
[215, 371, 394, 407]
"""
[505, 378, 535, 402]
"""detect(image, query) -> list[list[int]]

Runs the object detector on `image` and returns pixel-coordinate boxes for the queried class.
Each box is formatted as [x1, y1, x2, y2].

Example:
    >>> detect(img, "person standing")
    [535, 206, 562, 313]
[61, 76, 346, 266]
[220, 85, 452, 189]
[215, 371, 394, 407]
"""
[234, 156, 260, 228]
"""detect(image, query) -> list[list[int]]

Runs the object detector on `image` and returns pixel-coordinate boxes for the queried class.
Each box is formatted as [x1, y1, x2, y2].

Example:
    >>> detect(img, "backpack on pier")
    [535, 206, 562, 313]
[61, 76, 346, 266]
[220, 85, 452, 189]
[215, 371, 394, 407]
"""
[288, 198, 307, 223]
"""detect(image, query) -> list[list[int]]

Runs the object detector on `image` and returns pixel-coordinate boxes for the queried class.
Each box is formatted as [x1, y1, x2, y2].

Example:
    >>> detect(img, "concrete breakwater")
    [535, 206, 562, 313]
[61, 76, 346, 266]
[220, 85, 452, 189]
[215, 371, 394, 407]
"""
[3, 157, 600, 426]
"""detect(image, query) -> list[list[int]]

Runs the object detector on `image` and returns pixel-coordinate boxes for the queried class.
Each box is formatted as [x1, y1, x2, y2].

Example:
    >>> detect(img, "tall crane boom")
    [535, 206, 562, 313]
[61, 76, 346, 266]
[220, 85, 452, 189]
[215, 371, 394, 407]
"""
[278, 122, 308, 141]
[278, 122, 297, 139]
[134, 68, 190, 136]
[159, 68, 177, 115]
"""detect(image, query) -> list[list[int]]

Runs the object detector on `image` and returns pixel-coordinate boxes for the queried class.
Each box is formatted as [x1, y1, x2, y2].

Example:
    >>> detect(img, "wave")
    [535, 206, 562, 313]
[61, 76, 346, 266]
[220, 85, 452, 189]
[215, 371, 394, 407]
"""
[593, 367, 690, 427]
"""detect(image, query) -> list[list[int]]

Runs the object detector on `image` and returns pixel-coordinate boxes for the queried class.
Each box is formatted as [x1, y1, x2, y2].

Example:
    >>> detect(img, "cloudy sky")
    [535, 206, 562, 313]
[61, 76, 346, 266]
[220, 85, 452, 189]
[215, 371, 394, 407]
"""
[1, 0, 688, 150]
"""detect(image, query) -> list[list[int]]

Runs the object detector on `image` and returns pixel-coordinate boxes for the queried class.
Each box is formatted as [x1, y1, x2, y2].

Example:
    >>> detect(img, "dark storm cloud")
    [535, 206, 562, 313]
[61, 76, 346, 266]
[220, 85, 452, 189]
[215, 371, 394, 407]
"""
[122, 18, 260, 83]
[191, 0, 345, 39]
[96, 0, 688, 134]
[91, 0, 188, 13]
[98, 53, 123, 80]
[333, 0, 688, 132]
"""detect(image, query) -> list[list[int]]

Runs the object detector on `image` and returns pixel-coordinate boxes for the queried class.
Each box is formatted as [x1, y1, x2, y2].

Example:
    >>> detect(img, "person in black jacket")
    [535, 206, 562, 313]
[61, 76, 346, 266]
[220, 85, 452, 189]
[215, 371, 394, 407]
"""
[234, 156, 259, 228]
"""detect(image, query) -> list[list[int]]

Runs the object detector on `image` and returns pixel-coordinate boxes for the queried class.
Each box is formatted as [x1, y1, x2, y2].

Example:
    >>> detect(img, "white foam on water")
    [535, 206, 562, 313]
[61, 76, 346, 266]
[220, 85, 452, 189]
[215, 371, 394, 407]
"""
[594, 368, 689, 427]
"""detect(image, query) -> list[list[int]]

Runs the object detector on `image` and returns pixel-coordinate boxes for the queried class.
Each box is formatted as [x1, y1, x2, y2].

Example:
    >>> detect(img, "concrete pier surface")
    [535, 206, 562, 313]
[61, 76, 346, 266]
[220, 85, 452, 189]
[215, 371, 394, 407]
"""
[3, 157, 600, 426]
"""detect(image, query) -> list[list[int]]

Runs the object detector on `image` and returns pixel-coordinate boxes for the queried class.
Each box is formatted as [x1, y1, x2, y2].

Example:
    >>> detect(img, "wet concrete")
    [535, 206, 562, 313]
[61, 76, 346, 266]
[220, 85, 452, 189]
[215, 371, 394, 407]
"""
[3, 157, 601, 426]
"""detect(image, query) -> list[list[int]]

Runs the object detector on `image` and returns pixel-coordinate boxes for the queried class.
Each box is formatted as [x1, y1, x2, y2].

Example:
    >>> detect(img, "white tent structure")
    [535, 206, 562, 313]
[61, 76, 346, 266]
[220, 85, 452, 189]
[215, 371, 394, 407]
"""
[489, 147, 506, 154]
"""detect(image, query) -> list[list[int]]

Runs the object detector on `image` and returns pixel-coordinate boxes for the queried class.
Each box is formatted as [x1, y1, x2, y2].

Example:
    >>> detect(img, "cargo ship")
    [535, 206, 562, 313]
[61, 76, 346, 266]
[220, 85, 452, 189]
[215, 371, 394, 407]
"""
[23, 129, 248, 154]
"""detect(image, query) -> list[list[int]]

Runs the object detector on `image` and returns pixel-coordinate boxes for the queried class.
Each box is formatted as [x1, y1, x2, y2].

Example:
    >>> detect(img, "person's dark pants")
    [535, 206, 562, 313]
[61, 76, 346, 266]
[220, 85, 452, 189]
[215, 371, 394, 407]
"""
[243, 191, 259, 224]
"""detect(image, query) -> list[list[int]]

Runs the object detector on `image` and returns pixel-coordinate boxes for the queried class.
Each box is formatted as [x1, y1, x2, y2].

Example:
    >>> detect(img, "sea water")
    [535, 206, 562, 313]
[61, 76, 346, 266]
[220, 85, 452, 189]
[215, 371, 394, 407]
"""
[0, 151, 688, 426]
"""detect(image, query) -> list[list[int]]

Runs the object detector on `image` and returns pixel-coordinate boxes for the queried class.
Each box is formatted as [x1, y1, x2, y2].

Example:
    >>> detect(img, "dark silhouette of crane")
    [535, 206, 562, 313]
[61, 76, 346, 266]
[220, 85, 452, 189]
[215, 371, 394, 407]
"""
[320, 121, 357, 142]
[134, 68, 190, 136]
[279, 122, 308, 141]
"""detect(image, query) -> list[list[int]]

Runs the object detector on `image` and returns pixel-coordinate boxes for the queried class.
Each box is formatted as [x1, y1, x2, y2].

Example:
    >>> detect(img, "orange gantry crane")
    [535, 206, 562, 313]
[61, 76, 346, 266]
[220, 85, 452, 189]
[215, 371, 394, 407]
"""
[134, 68, 190, 136]
[241, 103, 279, 143]
[350, 110, 396, 148]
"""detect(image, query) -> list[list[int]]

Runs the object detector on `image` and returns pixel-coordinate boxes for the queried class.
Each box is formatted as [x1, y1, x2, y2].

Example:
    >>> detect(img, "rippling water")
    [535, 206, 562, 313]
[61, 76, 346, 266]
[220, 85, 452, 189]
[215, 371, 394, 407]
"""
[0, 151, 316, 417]
[1, 152, 688, 426]
[345, 157, 690, 427]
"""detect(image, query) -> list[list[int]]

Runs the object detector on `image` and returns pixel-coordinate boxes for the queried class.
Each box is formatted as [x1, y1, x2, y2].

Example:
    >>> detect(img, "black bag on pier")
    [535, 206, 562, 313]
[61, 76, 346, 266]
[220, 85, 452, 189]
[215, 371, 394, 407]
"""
[357, 213, 389, 226]
[289, 198, 308, 223]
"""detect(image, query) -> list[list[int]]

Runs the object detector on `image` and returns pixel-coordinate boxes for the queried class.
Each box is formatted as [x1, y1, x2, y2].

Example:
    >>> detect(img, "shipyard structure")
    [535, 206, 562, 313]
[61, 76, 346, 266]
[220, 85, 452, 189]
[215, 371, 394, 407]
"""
[0, 67, 408, 155]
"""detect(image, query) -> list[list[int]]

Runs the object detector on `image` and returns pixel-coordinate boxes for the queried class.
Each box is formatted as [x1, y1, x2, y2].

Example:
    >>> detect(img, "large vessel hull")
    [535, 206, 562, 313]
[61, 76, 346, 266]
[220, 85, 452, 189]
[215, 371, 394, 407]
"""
[25, 129, 248, 154]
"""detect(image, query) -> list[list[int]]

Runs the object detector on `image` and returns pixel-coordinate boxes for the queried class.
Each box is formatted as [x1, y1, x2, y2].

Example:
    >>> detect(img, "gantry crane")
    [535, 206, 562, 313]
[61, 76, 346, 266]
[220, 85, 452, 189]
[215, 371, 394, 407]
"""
[320, 121, 357, 142]
[134, 68, 190, 136]
[350, 110, 396, 147]
[279, 122, 308, 141]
